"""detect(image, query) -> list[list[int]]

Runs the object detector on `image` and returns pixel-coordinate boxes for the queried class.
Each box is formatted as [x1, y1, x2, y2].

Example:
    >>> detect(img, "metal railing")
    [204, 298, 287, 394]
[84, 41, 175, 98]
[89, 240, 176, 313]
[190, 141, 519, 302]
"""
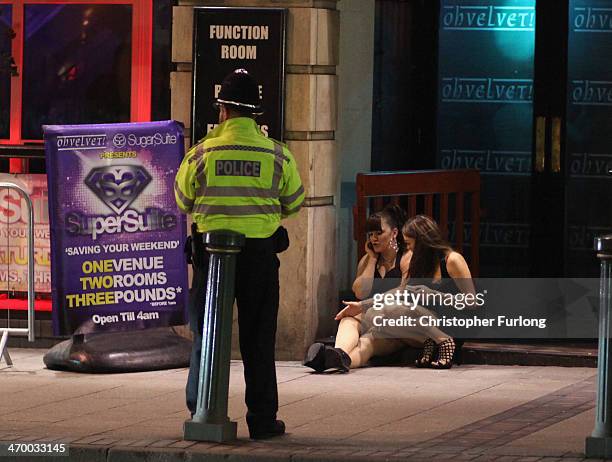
[0, 181, 35, 367]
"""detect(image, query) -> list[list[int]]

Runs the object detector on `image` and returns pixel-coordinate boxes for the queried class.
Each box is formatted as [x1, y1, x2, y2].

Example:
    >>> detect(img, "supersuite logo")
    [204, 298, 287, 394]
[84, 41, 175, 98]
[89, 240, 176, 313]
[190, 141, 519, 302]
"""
[112, 132, 177, 149]
[85, 166, 151, 215]
[65, 165, 177, 241]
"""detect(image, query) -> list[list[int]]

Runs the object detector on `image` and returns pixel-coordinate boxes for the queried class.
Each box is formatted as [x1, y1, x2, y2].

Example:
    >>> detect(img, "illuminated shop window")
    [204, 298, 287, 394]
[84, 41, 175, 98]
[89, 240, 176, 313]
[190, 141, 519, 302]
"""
[0, 0, 152, 145]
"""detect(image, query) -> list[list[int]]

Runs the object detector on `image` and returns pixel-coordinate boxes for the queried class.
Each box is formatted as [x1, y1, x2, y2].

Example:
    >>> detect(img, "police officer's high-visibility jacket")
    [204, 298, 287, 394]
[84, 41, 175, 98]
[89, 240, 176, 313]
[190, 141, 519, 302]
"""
[174, 117, 305, 238]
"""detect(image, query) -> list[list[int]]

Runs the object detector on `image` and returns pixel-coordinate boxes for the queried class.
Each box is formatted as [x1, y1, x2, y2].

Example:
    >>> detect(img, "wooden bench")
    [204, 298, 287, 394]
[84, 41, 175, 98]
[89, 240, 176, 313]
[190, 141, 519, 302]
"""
[352, 169, 481, 276]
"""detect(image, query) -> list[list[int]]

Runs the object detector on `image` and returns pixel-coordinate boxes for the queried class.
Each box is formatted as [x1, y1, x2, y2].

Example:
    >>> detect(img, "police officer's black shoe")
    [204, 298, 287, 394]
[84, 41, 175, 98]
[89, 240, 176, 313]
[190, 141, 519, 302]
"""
[248, 419, 286, 440]
[303, 343, 326, 372]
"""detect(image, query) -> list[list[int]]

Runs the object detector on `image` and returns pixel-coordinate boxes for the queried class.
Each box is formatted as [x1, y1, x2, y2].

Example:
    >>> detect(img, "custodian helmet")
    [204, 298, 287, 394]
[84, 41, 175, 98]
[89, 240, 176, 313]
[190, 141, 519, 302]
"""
[215, 68, 263, 115]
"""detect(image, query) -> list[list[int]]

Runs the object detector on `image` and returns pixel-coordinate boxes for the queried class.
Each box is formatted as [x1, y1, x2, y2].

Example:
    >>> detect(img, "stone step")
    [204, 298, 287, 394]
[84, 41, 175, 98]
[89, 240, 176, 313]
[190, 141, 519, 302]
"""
[460, 341, 597, 368]
[317, 337, 598, 368]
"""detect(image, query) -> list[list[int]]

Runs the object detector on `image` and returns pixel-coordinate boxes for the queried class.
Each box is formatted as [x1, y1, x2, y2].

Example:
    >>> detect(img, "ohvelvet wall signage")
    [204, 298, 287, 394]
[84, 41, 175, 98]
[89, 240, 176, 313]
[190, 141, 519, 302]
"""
[44, 121, 188, 335]
[566, 0, 612, 275]
[437, 0, 536, 275]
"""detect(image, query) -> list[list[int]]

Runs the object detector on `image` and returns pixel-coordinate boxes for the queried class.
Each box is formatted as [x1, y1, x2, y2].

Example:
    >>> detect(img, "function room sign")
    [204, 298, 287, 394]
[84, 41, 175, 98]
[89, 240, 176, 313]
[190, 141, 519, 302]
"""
[192, 7, 286, 144]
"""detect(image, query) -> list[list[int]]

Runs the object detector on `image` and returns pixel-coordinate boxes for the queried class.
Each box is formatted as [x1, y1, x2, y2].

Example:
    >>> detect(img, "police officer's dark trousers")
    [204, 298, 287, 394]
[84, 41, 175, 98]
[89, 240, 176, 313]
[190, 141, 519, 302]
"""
[186, 235, 280, 426]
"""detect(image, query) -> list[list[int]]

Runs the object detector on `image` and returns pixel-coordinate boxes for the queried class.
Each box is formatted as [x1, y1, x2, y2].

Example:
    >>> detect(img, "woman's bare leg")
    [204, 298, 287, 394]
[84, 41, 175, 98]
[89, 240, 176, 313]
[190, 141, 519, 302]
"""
[363, 304, 452, 347]
[382, 305, 451, 345]
[422, 325, 451, 344]
[349, 334, 404, 368]
[334, 315, 362, 353]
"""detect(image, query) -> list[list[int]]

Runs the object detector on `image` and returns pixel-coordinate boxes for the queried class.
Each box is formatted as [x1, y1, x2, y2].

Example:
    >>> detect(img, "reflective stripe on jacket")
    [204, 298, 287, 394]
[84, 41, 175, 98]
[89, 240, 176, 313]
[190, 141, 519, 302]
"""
[174, 117, 304, 238]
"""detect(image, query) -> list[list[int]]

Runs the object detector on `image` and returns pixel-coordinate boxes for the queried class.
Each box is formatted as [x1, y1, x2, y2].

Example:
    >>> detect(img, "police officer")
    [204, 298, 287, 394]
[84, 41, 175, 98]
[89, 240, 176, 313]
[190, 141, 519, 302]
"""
[175, 69, 304, 439]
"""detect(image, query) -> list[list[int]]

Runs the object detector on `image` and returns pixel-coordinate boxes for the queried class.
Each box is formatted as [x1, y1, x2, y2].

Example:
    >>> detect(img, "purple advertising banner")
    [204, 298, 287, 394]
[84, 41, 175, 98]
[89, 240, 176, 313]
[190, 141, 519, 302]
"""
[43, 121, 188, 336]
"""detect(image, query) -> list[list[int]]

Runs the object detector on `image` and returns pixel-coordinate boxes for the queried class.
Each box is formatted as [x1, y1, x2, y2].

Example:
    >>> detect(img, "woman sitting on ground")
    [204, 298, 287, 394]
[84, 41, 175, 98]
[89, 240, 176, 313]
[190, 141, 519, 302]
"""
[303, 204, 411, 372]
[307, 214, 475, 371]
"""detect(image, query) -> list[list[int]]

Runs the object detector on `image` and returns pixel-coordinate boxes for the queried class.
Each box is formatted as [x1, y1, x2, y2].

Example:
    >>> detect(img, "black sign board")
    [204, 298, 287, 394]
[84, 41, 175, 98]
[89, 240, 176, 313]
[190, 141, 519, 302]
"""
[191, 7, 286, 144]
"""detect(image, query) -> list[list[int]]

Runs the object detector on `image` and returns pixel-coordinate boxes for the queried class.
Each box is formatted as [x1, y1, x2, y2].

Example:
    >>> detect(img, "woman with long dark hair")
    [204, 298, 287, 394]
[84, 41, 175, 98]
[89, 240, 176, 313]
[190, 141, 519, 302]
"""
[335, 215, 475, 369]
[303, 204, 411, 372]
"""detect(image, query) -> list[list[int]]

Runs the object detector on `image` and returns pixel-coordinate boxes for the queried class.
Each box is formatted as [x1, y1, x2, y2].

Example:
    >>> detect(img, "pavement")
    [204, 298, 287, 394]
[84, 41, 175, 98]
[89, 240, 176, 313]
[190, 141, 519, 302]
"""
[0, 348, 604, 461]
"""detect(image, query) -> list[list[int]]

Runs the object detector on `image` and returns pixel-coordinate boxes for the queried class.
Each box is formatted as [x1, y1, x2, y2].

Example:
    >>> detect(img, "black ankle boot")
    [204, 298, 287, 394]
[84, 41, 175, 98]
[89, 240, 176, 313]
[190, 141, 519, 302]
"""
[324, 347, 351, 373]
[303, 343, 326, 372]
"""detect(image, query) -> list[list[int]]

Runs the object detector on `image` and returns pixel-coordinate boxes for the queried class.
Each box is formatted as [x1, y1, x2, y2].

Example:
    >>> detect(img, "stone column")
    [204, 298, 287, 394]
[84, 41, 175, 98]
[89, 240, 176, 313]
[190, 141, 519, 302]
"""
[171, 0, 339, 360]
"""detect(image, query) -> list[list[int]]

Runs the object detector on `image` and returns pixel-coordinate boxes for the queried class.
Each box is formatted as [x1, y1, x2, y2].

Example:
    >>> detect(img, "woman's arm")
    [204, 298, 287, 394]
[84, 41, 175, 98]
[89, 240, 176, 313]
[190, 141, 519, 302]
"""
[353, 250, 411, 310]
[399, 250, 412, 286]
[352, 251, 378, 300]
[345, 283, 405, 313]
[342, 249, 411, 318]
[446, 251, 476, 295]
[404, 251, 475, 297]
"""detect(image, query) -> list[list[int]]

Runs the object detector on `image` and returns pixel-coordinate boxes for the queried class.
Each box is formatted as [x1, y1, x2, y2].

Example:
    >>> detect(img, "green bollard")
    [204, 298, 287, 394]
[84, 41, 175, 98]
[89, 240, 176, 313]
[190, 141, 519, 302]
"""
[184, 230, 245, 443]
[586, 234, 612, 458]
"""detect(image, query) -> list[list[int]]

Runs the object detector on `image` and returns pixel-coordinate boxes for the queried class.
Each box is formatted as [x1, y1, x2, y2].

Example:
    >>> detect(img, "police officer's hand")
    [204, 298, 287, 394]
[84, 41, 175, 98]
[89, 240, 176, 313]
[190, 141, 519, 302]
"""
[335, 301, 363, 320]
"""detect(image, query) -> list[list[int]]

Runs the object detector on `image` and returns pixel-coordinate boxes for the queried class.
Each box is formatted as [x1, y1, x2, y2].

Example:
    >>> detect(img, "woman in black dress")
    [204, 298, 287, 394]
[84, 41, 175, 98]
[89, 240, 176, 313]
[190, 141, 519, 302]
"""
[303, 204, 411, 372]
[334, 215, 476, 370]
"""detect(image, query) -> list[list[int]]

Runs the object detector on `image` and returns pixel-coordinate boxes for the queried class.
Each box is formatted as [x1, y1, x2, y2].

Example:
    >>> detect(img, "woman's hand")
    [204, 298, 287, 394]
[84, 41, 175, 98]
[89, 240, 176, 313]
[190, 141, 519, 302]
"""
[365, 240, 377, 259]
[335, 301, 363, 320]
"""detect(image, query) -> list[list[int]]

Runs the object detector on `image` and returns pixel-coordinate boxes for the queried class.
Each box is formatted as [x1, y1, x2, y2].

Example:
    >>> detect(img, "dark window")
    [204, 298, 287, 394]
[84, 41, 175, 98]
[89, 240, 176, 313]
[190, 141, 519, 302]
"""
[372, 0, 438, 171]
[0, 5, 11, 139]
[151, 0, 173, 121]
[21, 4, 132, 139]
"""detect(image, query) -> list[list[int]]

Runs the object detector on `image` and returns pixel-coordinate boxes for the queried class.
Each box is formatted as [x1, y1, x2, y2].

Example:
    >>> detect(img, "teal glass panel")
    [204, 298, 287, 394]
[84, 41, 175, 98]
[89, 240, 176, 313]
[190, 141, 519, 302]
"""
[437, 0, 536, 276]
[566, 0, 612, 276]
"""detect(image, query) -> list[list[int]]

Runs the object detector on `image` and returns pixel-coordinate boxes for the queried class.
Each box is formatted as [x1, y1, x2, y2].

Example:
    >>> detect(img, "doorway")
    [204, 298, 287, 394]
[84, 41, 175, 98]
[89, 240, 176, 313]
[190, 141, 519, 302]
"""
[438, 0, 612, 277]
[373, 0, 612, 277]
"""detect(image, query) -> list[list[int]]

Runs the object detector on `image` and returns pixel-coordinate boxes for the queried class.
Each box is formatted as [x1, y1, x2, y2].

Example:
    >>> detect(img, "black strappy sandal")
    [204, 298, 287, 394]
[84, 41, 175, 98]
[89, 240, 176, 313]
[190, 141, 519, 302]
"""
[415, 338, 436, 368]
[430, 338, 455, 369]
